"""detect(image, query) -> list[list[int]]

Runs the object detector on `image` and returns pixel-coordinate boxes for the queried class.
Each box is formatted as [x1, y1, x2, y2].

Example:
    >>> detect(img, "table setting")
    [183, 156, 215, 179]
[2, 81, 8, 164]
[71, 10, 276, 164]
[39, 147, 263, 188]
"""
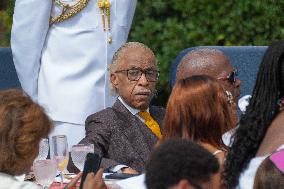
[28, 135, 124, 189]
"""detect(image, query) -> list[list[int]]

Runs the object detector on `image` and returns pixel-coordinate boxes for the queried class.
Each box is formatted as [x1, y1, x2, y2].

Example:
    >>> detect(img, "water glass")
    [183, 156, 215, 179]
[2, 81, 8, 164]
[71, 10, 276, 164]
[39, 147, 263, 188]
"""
[52, 135, 68, 186]
[35, 138, 49, 161]
[33, 159, 57, 189]
[71, 144, 94, 171]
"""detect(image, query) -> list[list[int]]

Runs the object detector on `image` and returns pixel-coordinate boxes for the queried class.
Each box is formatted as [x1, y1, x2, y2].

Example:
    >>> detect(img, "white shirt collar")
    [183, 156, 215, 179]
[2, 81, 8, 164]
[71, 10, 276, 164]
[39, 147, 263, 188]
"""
[118, 96, 149, 115]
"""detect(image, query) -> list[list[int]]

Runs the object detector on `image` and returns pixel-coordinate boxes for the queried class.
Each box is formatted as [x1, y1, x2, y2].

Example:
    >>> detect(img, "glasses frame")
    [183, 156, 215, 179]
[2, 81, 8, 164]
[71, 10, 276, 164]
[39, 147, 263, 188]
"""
[115, 68, 159, 82]
[217, 69, 238, 85]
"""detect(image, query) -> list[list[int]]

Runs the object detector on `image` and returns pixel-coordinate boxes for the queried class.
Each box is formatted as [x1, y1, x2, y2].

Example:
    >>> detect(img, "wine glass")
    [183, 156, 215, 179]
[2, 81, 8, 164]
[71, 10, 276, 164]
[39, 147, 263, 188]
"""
[33, 159, 57, 189]
[71, 144, 94, 171]
[34, 138, 49, 161]
[52, 135, 69, 187]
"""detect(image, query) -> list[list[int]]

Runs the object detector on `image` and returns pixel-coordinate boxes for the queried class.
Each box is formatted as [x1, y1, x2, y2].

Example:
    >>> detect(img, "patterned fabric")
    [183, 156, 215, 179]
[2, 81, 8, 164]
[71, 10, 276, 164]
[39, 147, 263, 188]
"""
[79, 99, 165, 173]
[138, 111, 162, 139]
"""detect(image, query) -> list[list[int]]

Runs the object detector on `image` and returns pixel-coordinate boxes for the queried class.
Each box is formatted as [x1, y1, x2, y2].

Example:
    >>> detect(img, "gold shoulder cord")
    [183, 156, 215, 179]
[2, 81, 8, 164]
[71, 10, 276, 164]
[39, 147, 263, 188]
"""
[104, 0, 111, 31]
[50, 0, 90, 25]
[97, 0, 112, 43]
[50, 0, 112, 44]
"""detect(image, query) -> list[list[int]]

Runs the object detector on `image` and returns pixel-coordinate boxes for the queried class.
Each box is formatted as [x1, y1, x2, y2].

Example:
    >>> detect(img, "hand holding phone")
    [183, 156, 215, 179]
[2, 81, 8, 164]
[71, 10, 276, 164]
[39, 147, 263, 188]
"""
[83, 168, 107, 189]
[80, 153, 102, 189]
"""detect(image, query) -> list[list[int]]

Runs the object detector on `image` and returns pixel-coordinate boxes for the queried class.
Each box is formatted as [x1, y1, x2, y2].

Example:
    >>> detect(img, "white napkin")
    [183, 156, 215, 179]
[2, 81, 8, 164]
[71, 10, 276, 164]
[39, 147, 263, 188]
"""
[116, 174, 146, 189]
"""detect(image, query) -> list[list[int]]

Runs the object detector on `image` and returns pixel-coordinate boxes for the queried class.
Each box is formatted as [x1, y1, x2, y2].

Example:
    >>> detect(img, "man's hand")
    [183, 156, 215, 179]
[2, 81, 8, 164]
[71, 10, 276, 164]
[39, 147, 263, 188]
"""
[83, 168, 107, 189]
[121, 167, 139, 174]
[64, 169, 107, 189]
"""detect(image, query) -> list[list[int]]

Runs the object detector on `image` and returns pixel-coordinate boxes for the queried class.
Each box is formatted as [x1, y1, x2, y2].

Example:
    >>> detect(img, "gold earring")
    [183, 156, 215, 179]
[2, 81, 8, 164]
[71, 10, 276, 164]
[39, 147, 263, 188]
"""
[225, 90, 234, 105]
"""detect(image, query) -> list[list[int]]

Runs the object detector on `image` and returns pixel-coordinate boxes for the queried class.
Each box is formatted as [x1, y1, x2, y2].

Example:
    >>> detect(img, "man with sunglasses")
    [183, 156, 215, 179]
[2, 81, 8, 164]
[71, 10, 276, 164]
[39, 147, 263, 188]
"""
[80, 42, 165, 174]
[176, 48, 241, 146]
[176, 48, 241, 105]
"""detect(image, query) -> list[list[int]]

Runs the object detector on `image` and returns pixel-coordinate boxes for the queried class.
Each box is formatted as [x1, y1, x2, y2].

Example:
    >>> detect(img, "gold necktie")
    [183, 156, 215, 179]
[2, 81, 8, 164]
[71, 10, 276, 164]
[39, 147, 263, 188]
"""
[138, 111, 162, 139]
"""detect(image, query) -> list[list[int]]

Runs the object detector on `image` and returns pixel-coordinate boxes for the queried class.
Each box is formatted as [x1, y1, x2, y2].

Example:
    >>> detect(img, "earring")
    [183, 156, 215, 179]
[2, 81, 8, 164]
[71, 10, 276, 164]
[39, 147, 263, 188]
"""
[225, 90, 234, 105]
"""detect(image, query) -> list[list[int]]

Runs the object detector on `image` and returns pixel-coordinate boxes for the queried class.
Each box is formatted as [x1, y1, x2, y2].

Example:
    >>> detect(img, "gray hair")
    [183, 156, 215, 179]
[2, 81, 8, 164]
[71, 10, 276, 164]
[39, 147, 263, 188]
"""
[108, 42, 156, 96]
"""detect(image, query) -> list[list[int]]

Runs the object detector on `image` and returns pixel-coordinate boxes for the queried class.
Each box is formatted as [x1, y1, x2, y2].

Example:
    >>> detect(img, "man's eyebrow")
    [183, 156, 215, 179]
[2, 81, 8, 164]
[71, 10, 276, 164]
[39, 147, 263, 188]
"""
[126, 66, 156, 70]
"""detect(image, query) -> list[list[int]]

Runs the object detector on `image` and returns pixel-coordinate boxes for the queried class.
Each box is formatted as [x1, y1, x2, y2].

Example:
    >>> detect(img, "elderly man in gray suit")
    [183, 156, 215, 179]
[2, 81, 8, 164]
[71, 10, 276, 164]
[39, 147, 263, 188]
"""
[80, 42, 165, 174]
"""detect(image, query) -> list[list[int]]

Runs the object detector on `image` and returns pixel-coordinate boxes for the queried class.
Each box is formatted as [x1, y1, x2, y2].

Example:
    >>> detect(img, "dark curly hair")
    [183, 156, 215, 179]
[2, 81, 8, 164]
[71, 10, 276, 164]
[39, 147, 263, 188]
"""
[224, 40, 284, 188]
[145, 138, 219, 189]
[0, 89, 52, 176]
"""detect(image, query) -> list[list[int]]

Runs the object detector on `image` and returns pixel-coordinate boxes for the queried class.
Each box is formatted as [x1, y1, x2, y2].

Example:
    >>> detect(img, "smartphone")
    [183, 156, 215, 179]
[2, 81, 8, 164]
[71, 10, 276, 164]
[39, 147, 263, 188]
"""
[80, 153, 102, 189]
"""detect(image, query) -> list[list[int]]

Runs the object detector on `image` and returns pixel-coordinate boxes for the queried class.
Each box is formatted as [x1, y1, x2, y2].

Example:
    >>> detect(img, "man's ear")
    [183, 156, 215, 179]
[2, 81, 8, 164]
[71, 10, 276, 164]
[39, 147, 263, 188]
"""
[110, 73, 119, 88]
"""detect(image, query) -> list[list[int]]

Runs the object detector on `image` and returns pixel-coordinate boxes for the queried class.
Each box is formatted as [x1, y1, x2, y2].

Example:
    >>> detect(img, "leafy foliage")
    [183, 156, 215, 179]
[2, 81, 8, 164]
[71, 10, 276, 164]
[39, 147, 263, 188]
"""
[0, 0, 14, 46]
[128, 0, 284, 105]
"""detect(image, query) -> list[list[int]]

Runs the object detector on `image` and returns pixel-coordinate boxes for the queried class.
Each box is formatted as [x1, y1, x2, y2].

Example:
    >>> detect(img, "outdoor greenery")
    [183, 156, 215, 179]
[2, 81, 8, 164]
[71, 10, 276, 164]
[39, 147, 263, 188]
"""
[1, 0, 284, 105]
[128, 0, 284, 104]
[0, 0, 14, 46]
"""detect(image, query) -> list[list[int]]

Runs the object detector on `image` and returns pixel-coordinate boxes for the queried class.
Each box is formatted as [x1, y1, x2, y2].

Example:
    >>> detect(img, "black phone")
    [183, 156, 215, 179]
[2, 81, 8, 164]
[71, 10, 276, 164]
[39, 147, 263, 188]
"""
[80, 153, 102, 189]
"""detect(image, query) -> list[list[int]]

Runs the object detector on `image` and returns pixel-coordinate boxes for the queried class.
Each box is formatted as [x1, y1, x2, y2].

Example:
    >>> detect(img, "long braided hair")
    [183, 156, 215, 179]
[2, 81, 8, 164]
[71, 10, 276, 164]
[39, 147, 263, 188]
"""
[224, 40, 284, 188]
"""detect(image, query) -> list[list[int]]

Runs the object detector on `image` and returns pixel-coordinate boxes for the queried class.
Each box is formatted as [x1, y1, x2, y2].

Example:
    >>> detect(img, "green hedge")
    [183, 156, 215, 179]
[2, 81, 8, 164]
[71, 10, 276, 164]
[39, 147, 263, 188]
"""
[128, 0, 284, 105]
[3, 0, 284, 105]
[0, 0, 13, 46]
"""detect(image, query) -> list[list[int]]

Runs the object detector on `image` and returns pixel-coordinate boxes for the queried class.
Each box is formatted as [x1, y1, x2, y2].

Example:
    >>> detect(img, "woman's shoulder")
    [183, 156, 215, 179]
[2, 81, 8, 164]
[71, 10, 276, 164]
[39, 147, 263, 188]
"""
[256, 113, 284, 156]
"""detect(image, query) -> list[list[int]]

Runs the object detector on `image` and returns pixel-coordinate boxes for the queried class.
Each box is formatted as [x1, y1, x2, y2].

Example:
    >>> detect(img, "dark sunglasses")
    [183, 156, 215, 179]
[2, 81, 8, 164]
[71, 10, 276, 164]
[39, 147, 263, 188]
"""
[217, 69, 238, 84]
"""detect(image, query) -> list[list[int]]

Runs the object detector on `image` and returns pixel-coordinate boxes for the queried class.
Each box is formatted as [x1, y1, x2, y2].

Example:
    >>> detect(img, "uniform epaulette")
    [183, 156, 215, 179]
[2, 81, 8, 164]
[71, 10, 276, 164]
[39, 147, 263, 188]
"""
[50, 0, 90, 25]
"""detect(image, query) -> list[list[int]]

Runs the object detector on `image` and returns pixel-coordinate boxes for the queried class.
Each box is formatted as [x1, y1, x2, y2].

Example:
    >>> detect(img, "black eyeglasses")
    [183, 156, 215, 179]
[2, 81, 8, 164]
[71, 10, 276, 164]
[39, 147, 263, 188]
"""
[217, 69, 238, 84]
[115, 68, 159, 82]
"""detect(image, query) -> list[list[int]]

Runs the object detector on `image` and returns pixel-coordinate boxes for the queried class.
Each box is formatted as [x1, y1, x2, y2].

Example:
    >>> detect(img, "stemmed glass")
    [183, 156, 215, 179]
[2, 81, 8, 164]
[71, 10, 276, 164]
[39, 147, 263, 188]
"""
[52, 135, 69, 187]
[34, 138, 49, 161]
[71, 144, 94, 171]
[33, 159, 57, 189]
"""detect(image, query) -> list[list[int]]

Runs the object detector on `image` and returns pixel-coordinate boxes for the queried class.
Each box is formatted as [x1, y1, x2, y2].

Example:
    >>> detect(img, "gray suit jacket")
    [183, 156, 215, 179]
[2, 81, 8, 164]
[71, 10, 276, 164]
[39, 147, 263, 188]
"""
[80, 99, 165, 173]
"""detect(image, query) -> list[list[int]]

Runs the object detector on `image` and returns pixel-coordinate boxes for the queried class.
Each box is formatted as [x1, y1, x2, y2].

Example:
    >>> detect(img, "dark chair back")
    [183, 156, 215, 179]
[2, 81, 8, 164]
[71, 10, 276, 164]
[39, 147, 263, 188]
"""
[170, 46, 267, 97]
[0, 47, 21, 90]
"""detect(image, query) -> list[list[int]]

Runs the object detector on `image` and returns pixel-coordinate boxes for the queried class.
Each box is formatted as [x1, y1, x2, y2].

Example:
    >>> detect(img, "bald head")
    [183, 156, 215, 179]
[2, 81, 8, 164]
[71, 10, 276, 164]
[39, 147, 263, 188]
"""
[176, 48, 232, 80]
[176, 48, 241, 109]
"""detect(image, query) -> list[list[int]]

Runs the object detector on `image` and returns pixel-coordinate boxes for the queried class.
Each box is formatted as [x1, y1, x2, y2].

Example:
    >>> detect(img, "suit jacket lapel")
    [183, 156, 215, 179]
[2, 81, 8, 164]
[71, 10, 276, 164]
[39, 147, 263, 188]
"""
[112, 100, 154, 163]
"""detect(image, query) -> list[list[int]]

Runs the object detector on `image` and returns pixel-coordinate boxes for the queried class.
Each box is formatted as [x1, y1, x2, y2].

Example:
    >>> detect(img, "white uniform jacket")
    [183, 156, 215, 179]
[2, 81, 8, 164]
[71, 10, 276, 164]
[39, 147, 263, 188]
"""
[11, 0, 137, 124]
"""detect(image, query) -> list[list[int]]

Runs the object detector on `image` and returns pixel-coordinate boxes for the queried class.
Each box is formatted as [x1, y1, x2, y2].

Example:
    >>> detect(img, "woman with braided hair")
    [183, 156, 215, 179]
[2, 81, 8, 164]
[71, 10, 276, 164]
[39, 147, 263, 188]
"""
[224, 40, 284, 189]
